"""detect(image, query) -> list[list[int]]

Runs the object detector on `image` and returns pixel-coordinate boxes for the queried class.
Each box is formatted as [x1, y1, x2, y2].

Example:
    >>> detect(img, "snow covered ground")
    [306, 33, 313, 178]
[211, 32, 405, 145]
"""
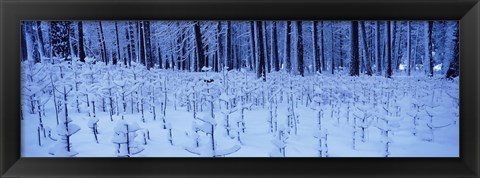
[21, 61, 459, 157]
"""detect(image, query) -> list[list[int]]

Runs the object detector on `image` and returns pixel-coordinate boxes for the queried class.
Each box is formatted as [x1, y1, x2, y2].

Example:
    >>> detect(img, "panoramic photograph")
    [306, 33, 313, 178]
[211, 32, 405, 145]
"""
[21, 20, 459, 157]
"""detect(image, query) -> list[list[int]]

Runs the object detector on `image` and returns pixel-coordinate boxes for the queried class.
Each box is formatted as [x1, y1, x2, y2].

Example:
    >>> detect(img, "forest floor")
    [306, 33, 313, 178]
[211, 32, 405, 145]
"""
[21, 63, 459, 157]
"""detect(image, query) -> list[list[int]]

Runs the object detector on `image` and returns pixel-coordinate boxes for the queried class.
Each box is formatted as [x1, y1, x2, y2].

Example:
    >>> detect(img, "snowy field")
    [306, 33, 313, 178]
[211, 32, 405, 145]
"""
[21, 61, 459, 157]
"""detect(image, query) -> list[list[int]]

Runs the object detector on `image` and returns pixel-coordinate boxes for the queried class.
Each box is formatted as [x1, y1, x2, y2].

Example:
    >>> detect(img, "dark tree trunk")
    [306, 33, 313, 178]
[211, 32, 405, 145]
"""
[128, 22, 136, 66]
[256, 21, 266, 81]
[387, 21, 393, 78]
[321, 21, 326, 72]
[250, 21, 256, 71]
[139, 22, 146, 66]
[165, 54, 170, 69]
[264, 22, 271, 73]
[428, 21, 434, 77]
[137, 22, 141, 62]
[98, 22, 107, 64]
[350, 21, 360, 76]
[67, 22, 77, 58]
[272, 21, 280, 72]
[194, 21, 206, 72]
[331, 23, 335, 75]
[36, 21, 46, 55]
[376, 21, 382, 75]
[205, 42, 209, 68]
[181, 33, 187, 71]
[446, 22, 459, 79]
[395, 24, 403, 71]
[313, 21, 321, 73]
[226, 21, 233, 70]
[21, 23, 28, 61]
[391, 22, 397, 73]
[157, 47, 163, 69]
[339, 30, 344, 68]
[216, 22, 222, 72]
[125, 27, 132, 66]
[29, 22, 41, 63]
[144, 21, 153, 69]
[361, 22, 373, 76]
[407, 21, 411, 76]
[285, 21, 292, 73]
[113, 22, 121, 65]
[175, 25, 182, 70]
[78, 21, 86, 62]
[297, 21, 305, 77]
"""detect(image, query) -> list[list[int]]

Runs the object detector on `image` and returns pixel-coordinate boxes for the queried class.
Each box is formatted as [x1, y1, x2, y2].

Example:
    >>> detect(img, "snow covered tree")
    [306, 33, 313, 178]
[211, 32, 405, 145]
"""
[269, 125, 289, 157]
[20, 20, 460, 157]
[88, 117, 100, 143]
[50, 21, 72, 61]
[445, 22, 459, 79]
[49, 115, 81, 157]
[112, 121, 144, 157]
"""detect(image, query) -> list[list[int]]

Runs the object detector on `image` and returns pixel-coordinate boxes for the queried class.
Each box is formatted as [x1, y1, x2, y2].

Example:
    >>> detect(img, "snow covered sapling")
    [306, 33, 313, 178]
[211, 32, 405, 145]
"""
[267, 79, 281, 133]
[421, 106, 451, 142]
[311, 87, 327, 129]
[219, 83, 238, 136]
[270, 125, 290, 157]
[49, 115, 81, 157]
[353, 105, 373, 142]
[112, 121, 144, 157]
[232, 116, 245, 144]
[49, 73, 61, 125]
[88, 117, 100, 143]
[406, 101, 421, 136]
[374, 114, 401, 157]
[267, 96, 279, 134]
[71, 61, 83, 113]
[99, 69, 118, 121]
[237, 96, 251, 134]
[187, 113, 240, 157]
[382, 133, 393, 157]
[32, 92, 50, 146]
[22, 61, 46, 115]
[165, 122, 173, 145]
[425, 122, 452, 142]
[113, 74, 129, 114]
[220, 104, 237, 138]
[286, 78, 299, 135]
[22, 62, 51, 138]
[313, 129, 329, 157]
[145, 69, 162, 121]
[138, 129, 151, 145]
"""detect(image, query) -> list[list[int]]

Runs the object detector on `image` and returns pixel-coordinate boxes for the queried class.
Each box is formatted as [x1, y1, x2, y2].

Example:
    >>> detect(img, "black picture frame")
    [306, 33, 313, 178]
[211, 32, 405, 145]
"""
[1, 0, 479, 177]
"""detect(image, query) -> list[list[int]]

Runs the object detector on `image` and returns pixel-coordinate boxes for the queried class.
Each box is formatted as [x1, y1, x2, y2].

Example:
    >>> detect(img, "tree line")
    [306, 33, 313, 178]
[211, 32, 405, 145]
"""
[21, 21, 459, 79]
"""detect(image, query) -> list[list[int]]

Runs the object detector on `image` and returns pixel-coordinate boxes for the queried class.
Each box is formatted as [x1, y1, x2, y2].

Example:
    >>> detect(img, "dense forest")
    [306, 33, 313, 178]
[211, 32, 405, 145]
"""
[21, 21, 459, 157]
[21, 21, 459, 78]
